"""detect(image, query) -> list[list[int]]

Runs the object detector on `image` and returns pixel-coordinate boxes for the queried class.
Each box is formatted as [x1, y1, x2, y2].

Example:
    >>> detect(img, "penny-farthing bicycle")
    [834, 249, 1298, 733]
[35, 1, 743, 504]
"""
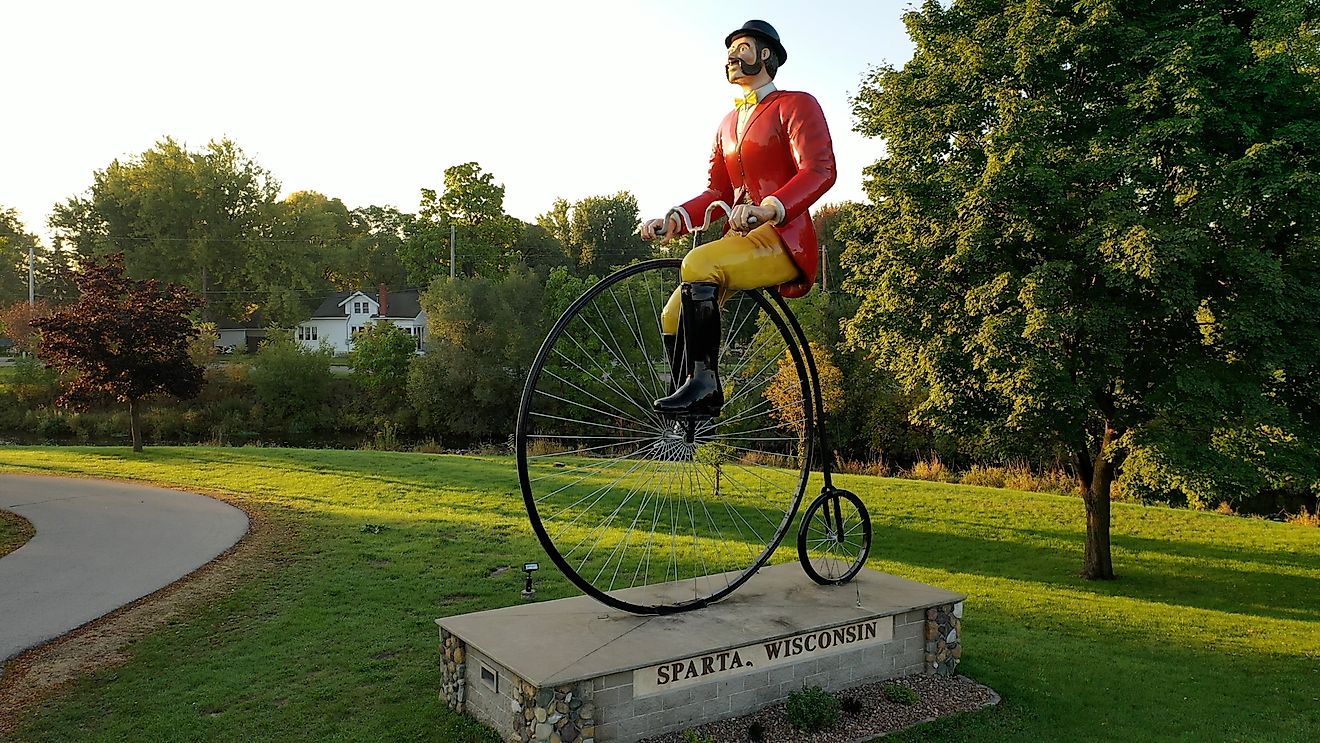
[516, 202, 871, 615]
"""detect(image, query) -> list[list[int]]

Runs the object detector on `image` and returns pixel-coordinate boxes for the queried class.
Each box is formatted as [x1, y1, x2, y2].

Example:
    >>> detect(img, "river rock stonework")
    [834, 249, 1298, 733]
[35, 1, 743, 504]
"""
[512, 679, 595, 743]
[440, 628, 467, 713]
[924, 602, 962, 676]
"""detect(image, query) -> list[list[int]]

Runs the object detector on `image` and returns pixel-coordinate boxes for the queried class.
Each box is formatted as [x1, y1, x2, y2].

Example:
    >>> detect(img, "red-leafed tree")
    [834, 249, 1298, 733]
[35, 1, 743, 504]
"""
[0, 299, 55, 355]
[34, 253, 204, 452]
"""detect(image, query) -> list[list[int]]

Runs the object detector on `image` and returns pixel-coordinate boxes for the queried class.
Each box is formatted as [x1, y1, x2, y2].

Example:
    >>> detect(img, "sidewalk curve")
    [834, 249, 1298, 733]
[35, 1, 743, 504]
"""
[0, 474, 249, 663]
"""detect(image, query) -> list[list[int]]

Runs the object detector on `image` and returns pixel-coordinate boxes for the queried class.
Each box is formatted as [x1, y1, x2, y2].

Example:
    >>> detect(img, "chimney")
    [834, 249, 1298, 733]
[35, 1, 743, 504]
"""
[378, 284, 389, 318]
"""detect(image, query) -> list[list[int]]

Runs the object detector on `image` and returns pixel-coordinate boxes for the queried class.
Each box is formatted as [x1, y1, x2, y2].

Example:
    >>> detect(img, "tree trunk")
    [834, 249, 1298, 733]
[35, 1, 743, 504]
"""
[1078, 421, 1118, 580]
[128, 397, 143, 453]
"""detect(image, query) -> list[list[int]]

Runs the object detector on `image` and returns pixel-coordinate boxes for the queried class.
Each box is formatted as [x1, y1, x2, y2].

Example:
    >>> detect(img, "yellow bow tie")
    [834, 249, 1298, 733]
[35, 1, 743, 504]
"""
[734, 91, 758, 109]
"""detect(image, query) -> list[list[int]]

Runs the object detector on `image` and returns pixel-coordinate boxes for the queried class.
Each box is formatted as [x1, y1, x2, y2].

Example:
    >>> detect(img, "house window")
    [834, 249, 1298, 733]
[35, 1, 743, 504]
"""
[297, 326, 318, 342]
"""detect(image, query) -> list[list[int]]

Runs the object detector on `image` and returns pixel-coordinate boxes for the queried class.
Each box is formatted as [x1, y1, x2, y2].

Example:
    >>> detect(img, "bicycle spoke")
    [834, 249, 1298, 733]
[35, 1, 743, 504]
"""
[543, 367, 658, 429]
[557, 333, 664, 427]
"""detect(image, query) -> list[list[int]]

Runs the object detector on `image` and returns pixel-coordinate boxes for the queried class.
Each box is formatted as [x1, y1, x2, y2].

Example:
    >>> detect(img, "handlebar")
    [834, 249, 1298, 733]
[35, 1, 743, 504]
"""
[662, 201, 755, 235]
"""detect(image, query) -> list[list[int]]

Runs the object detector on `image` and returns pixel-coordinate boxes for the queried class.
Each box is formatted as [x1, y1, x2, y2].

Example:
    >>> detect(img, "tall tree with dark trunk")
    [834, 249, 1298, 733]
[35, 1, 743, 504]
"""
[34, 254, 203, 452]
[843, 1, 1320, 578]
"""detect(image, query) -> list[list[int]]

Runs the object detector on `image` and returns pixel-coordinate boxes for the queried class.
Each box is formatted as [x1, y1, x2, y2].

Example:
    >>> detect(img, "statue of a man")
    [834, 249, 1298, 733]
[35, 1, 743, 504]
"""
[641, 19, 837, 417]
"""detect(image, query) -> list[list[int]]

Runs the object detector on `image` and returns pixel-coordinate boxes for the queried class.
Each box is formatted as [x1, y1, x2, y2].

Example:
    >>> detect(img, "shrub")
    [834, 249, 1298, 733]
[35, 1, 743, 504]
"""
[38, 414, 74, 440]
[362, 421, 403, 452]
[249, 334, 334, 441]
[882, 682, 919, 705]
[413, 438, 445, 454]
[1285, 509, 1319, 527]
[1000, 462, 1077, 496]
[837, 457, 892, 477]
[785, 684, 840, 732]
[839, 694, 864, 716]
[746, 720, 766, 742]
[904, 454, 950, 482]
[959, 465, 1007, 488]
[1033, 467, 1079, 496]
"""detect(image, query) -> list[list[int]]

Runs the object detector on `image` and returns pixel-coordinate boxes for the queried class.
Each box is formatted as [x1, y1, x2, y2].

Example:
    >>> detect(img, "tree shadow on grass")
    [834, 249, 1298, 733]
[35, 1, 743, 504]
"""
[872, 519, 1319, 625]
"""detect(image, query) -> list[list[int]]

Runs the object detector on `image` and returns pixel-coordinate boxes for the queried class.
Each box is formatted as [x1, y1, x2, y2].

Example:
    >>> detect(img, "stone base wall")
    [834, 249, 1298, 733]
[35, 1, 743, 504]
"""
[510, 679, 596, 743]
[438, 568, 966, 743]
[924, 602, 962, 676]
[440, 628, 466, 713]
[443, 602, 964, 743]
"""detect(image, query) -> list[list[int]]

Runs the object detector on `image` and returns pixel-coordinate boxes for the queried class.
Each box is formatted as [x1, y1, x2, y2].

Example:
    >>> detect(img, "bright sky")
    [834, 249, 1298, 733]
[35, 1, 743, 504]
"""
[1, 1, 916, 245]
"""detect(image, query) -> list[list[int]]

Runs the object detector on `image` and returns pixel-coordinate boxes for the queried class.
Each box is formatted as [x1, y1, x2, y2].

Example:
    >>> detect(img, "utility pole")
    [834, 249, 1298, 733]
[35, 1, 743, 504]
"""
[449, 224, 456, 279]
[820, 241, 829, 293]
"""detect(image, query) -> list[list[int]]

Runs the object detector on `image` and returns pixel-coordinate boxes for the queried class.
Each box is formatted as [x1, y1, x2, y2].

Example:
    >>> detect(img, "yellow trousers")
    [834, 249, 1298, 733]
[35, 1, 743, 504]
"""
[660, 224, 799, 334]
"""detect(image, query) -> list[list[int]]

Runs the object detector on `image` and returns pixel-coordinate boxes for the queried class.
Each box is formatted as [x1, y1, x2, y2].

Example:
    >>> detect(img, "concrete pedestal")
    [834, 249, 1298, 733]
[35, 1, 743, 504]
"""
[437, 564, 965, 743]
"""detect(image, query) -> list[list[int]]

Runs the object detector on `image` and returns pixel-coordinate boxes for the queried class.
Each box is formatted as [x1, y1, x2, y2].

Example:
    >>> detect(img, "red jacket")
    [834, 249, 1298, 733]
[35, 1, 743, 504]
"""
[677, 89, 837, 297]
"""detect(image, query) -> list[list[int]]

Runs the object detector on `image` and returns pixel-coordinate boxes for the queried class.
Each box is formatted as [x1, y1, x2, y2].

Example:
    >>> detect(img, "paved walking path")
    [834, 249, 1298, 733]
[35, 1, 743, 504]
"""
[0, 475, 249, 663]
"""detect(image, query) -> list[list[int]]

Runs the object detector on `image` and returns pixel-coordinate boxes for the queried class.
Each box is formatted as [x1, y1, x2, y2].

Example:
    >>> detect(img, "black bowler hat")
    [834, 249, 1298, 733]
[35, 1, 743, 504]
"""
[725, 20, 787, 66]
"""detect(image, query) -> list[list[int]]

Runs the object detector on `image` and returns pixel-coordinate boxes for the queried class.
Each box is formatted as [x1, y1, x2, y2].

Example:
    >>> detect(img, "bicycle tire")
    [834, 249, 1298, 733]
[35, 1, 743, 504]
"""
[797, 488, 871, 585]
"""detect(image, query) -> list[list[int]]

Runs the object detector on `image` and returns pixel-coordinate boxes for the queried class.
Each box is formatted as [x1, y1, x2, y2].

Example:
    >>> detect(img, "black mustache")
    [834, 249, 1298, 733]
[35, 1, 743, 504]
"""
[727, 57, 762, 76]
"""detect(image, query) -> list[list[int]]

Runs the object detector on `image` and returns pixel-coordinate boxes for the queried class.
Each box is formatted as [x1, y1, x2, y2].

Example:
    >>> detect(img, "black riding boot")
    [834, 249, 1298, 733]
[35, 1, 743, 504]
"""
[653, 282, 722, 417]
[662, 332, 685, 394]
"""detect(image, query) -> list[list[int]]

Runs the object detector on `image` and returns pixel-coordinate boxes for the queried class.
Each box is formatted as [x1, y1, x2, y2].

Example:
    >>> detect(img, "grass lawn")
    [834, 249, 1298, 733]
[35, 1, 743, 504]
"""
[0, 446, 1316, 742]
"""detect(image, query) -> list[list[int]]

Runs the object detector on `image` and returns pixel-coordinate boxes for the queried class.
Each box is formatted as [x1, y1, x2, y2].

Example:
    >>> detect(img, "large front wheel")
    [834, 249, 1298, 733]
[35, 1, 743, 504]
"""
[516, 259, 814, 614]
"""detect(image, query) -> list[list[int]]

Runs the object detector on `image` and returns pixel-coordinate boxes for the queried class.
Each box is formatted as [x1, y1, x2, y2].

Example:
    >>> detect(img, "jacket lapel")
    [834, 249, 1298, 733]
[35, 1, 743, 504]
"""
[737, 89, 780, 146]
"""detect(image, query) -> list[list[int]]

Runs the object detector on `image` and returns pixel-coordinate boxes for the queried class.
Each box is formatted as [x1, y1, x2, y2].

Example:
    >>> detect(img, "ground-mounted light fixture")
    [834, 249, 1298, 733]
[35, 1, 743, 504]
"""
[521, 562, 539, 601]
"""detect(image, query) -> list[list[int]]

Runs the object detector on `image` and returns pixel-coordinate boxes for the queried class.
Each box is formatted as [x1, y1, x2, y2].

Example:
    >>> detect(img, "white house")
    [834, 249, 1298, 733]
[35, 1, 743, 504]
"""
[296, 286, 427, 354]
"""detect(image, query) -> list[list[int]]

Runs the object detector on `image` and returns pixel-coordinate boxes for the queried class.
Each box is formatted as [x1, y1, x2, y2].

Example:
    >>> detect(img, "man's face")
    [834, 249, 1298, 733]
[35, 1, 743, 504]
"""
[726, 34, 767, 83]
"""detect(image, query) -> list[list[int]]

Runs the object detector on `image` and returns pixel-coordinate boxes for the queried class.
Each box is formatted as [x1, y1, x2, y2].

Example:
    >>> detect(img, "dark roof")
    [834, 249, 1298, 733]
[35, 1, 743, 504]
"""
[310, 288, 423, 319]
[215, 311, 266, 330]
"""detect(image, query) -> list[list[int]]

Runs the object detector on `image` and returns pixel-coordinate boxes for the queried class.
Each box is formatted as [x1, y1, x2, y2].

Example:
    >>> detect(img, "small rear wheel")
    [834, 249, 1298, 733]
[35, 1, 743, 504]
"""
[797, 488, 871, 585]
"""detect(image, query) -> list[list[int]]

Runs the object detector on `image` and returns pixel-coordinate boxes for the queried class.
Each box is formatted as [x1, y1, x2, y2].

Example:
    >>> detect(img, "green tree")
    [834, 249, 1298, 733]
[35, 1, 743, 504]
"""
[843, 1, 1320, 578]
[49, 137, 280, 321]
[402, 162, 521, 284]
[751, 289, 935, 464]
[44, 199, 94, 303]
[352, 322, 416, 409]
[537, 198, 574, 264]
[248, 333, 334, 440]
[538, 192, 650, 275]
[0, 207, 39, 304]
[327, 205, 412, 291]
[33, 253, 203, 452]
[408, 265, 545, 444]
[253, 191, 346, 326]
[513, 221, 572, 272]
